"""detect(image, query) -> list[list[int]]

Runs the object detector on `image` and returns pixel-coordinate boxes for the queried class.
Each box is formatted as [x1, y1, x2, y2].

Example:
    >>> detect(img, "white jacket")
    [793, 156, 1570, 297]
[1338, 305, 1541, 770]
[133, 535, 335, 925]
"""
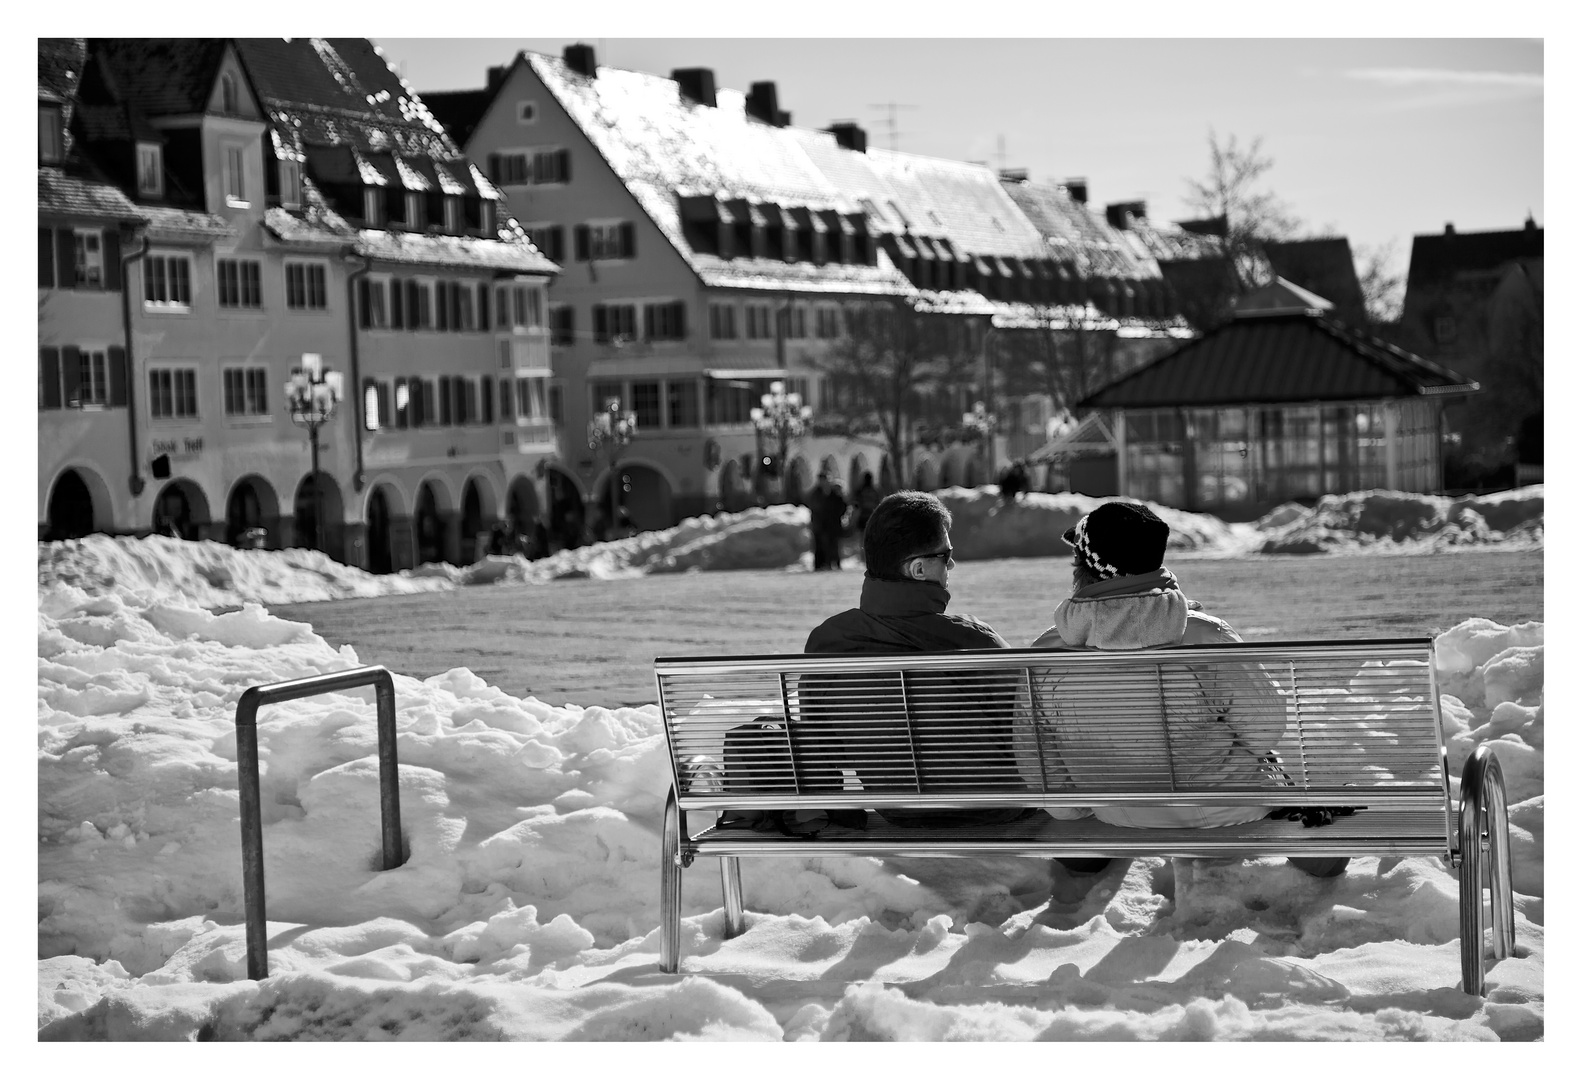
[1027, 569, 1292, 829]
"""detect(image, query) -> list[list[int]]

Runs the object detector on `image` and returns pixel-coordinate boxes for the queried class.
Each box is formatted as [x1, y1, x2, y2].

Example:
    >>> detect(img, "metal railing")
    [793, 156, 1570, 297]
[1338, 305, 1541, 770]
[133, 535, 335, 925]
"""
[234, 665, 403, 980]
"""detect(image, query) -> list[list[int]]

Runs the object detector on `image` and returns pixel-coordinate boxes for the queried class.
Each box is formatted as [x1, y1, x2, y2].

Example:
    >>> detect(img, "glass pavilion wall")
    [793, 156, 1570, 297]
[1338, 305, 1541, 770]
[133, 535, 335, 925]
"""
[1118, 399, 1442, 511]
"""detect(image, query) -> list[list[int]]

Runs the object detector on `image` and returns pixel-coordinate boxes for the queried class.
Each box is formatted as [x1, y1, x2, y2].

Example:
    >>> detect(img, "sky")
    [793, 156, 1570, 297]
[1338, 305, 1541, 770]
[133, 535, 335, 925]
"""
[372, 34, 1544, 290]
[35, 494, 1544, 1041]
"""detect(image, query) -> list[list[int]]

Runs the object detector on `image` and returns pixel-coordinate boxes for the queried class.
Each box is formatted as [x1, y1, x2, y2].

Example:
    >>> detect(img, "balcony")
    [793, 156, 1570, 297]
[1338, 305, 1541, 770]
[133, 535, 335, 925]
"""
[507, 416, 557, 451]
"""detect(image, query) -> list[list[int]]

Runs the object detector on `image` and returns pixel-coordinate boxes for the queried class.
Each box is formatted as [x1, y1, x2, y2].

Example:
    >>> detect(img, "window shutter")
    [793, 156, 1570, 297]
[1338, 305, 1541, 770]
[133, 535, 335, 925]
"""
[575, 224, 590, 261]
[487, 153, 502, 182]
[673, 300, 687, 340]
[407, 281, 422, 327]
[61, 345, 82, 407]
[477, 282, 490, 329]
[358, 278, 372, 329]
[40, 347, 61, 409]
[619, 222, 636, 258]
[481, 377, 493, 424]
[410, 381, 424, 428]
[103, 230, 121, 290]
[379, 383, 391, 427]
[389, 278, 404, 329]
[39, 227, 55, 287]
[593, 304, 608, 342]
[498, 378, 512, 420]
[563, 306, 574, 342]
[643, 304, 654, 340]
[557, 149, 571, 182]
[450, 282, 463, 331]
[56, 230, 75, 288]
[434, 282, 449, 331]
[108, 345, 127, 406]
[439, 377, 452, 425]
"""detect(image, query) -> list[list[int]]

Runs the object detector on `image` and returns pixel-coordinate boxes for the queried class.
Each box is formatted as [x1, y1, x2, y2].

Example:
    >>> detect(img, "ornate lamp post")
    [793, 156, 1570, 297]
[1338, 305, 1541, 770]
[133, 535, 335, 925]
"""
[962, 399, 997, 478]
[750, 380, 814, 502]
[284, 352, 343, 553]
[587, 396, 638, 536]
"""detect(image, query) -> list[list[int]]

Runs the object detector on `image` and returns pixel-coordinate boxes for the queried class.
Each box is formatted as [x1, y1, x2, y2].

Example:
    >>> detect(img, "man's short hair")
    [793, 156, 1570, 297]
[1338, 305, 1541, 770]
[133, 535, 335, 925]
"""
[863, 491, 951, 580]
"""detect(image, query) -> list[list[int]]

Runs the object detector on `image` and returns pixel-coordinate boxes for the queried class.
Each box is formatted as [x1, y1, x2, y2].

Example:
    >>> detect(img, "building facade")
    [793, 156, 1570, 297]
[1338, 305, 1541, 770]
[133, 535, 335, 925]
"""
[38, 38, 560, 569]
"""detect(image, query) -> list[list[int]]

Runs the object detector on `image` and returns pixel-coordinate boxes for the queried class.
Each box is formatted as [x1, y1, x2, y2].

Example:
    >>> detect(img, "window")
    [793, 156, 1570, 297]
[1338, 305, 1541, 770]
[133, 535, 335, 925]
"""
[517, 100, 538, 124]
[39, 103, 63, 164]
[359, 277, 389, 329]
[576, 221, 635, 261]
[643, 300, 687, 341]
[496, 282, 544, 329]
[39, 345, 126, 410]
[592, 303, 637, 343]
[148, 367, 198, 419]
[591, 381, 624, 413]
[217, 259, 262, 309]
[224, 145, 247, 205]
[144, 253, 192, 309]
[394, 378, 411, 428]
[363, 188, 382, 226]
[667, 378, 700, 428]
[489, 151, 531, 185]
[74, 229, 104, 288]
[285, 261, 328, 311]
[223, 366, 269, 416]
[137, 143, 163, 198]
[220, 73, 238, 115]
[532, 149, 570, 184]
[745, 303, 773, 340]
[401, 279, 434, 329]
[788, 305, 807, 340]
[278, 160, 302, 209]
[442, 196, 460, 233]
[548, 383, 563, 422]
[631, 381, 662, 428]
[815, 304, 842, 339]
[549, 305, 575, 346]
[76, 348, 109, 406]
[516, 375, 550, 420]
[525, 224, 565, 263]
[362, 379, 392, 431]
[709, 302, 738, 340]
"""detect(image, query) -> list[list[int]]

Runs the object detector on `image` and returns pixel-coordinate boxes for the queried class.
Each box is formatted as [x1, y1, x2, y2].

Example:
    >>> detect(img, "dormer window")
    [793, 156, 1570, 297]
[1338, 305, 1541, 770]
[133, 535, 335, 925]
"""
[136, 142, 164, 198]
[38, 103, 64, 164]
[363, 187, 383, 226]
[220, 73, 238, 115]
[443, 196, 460, 233]
[223, 145, 247, 206]
[278, 159, 302, 209]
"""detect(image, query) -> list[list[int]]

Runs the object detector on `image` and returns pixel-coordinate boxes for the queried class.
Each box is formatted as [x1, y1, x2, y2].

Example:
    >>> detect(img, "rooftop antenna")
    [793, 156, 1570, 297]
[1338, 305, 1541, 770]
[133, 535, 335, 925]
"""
[867, 102, 918, 152]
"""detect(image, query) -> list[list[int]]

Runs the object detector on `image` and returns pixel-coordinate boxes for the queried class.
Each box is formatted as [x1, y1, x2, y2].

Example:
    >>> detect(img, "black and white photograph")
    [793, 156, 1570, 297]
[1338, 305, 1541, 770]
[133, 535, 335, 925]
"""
[35, 11, 1548, 1044]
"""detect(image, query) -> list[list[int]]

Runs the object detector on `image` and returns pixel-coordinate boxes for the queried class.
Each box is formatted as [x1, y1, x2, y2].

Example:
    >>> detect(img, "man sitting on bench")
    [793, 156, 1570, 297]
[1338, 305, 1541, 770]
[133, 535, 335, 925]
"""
[803, 491, 1032, 827]
[1030, 500, 1350, 887]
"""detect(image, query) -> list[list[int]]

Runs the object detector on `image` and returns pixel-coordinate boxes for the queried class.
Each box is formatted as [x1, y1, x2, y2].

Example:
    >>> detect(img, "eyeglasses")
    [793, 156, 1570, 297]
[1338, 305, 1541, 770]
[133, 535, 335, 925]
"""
[913, 547, 954, 563]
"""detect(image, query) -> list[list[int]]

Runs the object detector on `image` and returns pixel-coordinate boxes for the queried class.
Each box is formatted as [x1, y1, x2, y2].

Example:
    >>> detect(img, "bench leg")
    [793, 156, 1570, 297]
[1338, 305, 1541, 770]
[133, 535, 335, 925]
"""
[660, 787, 683, 973]
[1485, 767, 1516, 962]
[720, 857, 746, 938]
[1458, 745, 1515, 995]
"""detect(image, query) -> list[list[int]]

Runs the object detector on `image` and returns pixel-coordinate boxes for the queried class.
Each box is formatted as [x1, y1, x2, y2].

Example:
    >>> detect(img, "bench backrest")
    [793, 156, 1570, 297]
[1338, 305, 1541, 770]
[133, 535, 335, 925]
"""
[655, 639, 1450, 815]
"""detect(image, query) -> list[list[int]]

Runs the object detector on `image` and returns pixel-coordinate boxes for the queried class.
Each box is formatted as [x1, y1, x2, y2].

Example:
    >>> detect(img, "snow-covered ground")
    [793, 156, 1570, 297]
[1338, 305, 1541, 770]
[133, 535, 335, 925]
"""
[37, 487, 1545, 611]
[37, 489, 1544, 1040]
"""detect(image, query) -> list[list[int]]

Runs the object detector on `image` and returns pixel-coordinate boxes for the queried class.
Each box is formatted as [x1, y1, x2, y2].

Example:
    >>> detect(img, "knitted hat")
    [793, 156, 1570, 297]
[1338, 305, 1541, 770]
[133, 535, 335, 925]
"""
[1062, 502, 1169, 579]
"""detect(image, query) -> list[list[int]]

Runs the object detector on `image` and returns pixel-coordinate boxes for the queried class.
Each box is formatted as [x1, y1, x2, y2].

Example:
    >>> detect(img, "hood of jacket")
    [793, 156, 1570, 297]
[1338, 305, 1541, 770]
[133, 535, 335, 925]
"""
[1045, 568, 1191, 650]
[804, 576, 1008, 653]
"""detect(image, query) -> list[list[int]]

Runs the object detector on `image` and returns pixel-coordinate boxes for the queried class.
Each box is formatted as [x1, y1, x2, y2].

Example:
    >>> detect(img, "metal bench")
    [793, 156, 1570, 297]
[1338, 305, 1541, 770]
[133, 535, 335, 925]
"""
[654, 638, 1515, 993]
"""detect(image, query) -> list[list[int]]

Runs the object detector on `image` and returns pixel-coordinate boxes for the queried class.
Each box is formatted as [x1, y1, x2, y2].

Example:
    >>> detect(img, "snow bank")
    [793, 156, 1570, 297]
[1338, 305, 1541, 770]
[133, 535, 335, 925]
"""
[37, 565, 1544, 1040]
[1257, 487, 1544, 554]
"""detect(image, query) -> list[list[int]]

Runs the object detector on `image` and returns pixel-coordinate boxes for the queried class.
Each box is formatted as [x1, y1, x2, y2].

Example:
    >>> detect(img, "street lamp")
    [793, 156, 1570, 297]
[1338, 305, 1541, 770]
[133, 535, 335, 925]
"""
[284, 352, 343, 553]
[750, 380, 814, 502]
[587, 397, 638, 537]
[962, 399, 997, 478]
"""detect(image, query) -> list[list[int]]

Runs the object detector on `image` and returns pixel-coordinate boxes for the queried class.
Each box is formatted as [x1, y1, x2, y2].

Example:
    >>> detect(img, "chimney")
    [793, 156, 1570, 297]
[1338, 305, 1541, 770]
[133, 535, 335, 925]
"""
[998, 168, 1028, 182]
[672, 67, 717, 108]
[1105, 200, 1146, 229]
[826, 121, 867, 154]
[487, 64, 511, 92]
[563, 43, 597, 78]
[1524, 213, 1536, 232]
[1444, 222, 1456, 235]
[1065, 177, 1088, 204]
[746, 81, 789, 127]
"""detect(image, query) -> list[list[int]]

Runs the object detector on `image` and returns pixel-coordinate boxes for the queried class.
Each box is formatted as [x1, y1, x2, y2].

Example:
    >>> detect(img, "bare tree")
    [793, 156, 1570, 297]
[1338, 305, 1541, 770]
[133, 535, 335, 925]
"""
[994, 308, 1117, 417]
[1184, 130, 1301, 290]
[1354, 240, 1405, 326]
[809, 300, 979, 482]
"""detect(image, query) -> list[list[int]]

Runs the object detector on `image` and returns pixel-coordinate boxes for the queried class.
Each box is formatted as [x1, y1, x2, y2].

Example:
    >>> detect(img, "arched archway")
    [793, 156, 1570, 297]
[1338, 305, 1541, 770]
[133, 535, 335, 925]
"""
[44, 469, 98, 540]
[878, 454, 897, 494]
[366, 486, 394, 573]
[598, 462, 673, 532]
[460, 476, 498, 563]
[505, 475, 541, 555]
[848, 453, 870, 495]
[912, 458, 939, 492]
[413, 480, 448, 565]
[545, 466, 584, 551]
[819, 455, 840, 483]
[152, 479, 213, 541]
[292, 472, 344, 557]
[784, 456, 809, 506]
[225, 475, 280, 547]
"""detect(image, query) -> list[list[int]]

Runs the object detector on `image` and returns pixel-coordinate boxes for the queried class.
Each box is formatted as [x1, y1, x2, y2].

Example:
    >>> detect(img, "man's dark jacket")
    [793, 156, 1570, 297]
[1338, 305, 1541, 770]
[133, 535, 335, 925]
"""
[802, 576, 1025, 826]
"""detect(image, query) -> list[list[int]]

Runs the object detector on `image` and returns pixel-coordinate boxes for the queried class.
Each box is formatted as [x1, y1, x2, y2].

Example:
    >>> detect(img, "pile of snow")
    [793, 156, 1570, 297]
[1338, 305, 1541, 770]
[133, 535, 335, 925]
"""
[35, 488, 1542, 613]
[1257, 487, 1544, 554]
[37, 534, 454, 609]
[37, 568, 1544, 1040]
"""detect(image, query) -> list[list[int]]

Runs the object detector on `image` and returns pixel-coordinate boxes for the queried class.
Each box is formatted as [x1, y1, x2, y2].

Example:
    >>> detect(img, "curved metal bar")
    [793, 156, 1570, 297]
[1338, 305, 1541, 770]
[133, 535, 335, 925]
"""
[1458, 744, 1514, 995]
[660, 786, 683, 973]
[235, 665, 402, 981]
[720, 857, 746, 938]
